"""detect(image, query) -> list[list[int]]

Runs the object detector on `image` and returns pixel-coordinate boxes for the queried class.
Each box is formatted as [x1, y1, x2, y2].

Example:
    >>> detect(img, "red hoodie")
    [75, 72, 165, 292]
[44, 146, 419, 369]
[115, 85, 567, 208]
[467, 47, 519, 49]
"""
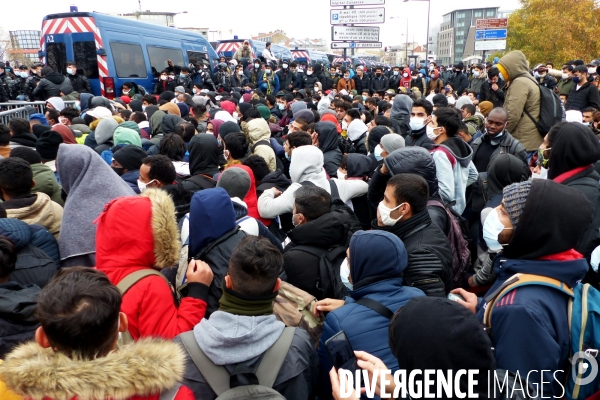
[228, 164, 271, 226]
[95, 190, 207, 340]
[400, 67, 412, 89]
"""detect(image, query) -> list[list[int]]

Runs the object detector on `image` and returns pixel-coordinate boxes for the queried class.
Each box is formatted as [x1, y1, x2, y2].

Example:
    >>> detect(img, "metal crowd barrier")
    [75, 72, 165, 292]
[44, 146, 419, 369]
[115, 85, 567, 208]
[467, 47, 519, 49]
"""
[0, 101, 76, 125]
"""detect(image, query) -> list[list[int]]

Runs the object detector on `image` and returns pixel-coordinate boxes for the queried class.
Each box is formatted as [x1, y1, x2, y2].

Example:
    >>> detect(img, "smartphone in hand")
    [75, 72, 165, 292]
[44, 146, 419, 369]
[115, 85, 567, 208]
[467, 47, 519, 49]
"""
[325, 331, 362, 388]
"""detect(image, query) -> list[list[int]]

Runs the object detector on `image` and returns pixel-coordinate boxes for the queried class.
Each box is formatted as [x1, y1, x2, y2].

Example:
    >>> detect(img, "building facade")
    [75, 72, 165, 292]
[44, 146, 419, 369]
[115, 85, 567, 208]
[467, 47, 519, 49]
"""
[8, 30, 41, 65]
[437, 7, 499, 66]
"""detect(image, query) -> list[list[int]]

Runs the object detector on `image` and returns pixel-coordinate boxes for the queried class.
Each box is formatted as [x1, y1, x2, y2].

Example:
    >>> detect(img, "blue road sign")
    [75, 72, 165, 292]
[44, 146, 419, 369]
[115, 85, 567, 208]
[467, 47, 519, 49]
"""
[333, 13, 339, 20]
[475, 29, 507, 40]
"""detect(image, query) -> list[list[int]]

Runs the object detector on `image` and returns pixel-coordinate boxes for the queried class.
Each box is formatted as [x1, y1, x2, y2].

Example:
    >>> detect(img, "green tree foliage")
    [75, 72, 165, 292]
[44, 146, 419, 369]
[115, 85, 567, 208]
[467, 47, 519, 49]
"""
[508, 0, 600, 65]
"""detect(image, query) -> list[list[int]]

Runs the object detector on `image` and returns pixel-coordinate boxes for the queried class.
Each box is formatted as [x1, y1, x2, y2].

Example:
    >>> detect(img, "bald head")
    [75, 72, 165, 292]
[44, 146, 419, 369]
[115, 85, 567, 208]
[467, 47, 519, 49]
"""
[486, 107, 509, 136]
[489, 107, 508, 122]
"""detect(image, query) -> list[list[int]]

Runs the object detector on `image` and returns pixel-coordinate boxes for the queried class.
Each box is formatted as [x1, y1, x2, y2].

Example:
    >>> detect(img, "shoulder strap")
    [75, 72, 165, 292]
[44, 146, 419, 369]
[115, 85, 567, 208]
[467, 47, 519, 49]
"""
[355, 297, 394, 319]
[255, 327, 296, 387]
[292, 244, 329, 258]
[252, 140, 271, 153]
[117, 269, 169, 296]
[329, 179, 340, 201]
[187, 174, 215, 190]
[483, 273, 574, 329]
[159, 384, 183, 400]
[179, 331, 231, 396]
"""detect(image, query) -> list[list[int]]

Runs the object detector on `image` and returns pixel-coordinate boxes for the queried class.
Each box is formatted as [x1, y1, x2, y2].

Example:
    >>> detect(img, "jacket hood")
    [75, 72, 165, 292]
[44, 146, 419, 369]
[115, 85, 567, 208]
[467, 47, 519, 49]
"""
[436, 136, 473, 167]
[347, 119, 368, 142]
[189, 188, 237, 257]
[289, 212, 351, 248]
[94, 118, 118, 145]
[113, 126, 142, 147]
[548, 123, 600, 180]
[70, 124, 91, 135]
[4, 193, 61, 233]
[0, 282, 39, 325]
[162, 114, 185, 135]
[349, 230, 408, 286]
[193, 312, 284, 365]
[289, 146, 329, 191]
[10, 132, 38, 147]
[0, 218, 32, 250]
[487, 153, 525, 199]
[385, 147, 439, 198]
[494, 257, 589, 290]
[31, 163, 61, 204]
[503, 179, 594, 260]
[346, 153, 372, 178]
[90, 96, 112, 109]
[431, 69, 439, 79]
[57, 144, 135, 261]
[150, 110, 166, 137]
[119, 121, 140, 135]
[390, 297, 495, 398]
[321, 113, 341, 133]
[0, 339, 185, 400]
[390, 94, 413, 119]
[247, 118, 271, 145]
[208, 119, 224, 138]
[315, 121, 340, 153]
[188, 133, 220, 176]
[79, 93, 93, 113]
[367, 126, 390, 153]
[499, 50, 530, 82]
[96, 188, 179, 282]
[44, 71, 65, 85]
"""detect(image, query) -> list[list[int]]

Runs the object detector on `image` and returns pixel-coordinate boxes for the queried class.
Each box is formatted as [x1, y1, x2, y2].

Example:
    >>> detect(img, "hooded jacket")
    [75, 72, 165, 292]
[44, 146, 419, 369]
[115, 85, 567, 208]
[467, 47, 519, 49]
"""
[366, 126, 389, 172]
[96, 189, 208, 340]
[247, 118, 277, 172]
[477, 180, 593, 398]
[498, 51, 542, 151]
[187, 188, 246, 317]
[258, 146, 330, 219]
[9, 132, 37, 149]
[57, 144, 135, 267]
[4, 193, 63, 240]
[431, 136, 478, 214]
[227, 164, 267, 225]
[427, 69, 444, 94]
[94, 117, 118, 147]
[317, 231, 425, 398]
[183, 134, 219, 193]
[283, 212, 353, 299]
[390, 95, 412, 137]
[0, 282, 39, 359]
[33, 71, 73, 100]
[30, 163, 63, 206]
[51, 124, 77, 145]
[346, 119, 368, 155]
[113, 126, 142, 147]
[315, 121, 342, 178]
[479, 77, 506, 108]
[162, 114, 185, 135]
[369, 72, 389, 94]
[0, 339, 194, 400]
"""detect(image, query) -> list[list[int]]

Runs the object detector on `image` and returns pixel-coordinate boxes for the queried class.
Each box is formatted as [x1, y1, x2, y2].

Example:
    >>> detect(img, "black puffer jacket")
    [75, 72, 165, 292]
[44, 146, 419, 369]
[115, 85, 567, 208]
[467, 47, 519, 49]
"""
[372, 210, 453, 297]
[406, 125, 434, 149]
[67, 71, 92, 93]
[33, 71, 73, 100]
[0, 281, 40, 358]
[368, 147, 449, 235]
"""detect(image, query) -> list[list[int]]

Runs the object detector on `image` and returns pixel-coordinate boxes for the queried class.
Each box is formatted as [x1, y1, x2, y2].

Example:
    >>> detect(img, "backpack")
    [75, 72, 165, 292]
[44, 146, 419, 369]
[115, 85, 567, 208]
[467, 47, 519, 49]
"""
[116, 269, 174, 347]
[179, 327, 295, 400]
[329, 179, 363, 234]
[427, 199, 471, 287]
[293, 244, 348, 300]
[273, 281, 324, 347]
[523, 81, 563, 137]
[181, 174, 216, 192]
[339, 133, 366, 155]
[484, 274, 600, 399]
[252, 140, 285, 172]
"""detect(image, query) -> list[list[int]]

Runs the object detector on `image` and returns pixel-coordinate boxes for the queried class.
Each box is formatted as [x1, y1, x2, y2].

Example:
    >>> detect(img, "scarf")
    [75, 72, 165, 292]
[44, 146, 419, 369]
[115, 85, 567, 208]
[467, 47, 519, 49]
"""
[218, 284, 277, 316]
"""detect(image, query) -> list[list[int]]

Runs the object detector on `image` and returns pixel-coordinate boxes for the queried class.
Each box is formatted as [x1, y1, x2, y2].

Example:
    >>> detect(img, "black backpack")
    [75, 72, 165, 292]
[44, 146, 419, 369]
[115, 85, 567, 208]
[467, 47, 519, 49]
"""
[293, 244, 348, 300]
[523, 79, 563, 137]
[252, 140, 285, 172]
[329, 179, 363, 234]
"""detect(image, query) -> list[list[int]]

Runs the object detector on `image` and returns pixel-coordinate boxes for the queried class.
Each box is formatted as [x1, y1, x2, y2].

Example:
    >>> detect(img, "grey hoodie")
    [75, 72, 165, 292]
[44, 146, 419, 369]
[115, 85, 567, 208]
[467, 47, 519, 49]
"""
[390, 94, 413, 136]
[95, 118, 118, 145]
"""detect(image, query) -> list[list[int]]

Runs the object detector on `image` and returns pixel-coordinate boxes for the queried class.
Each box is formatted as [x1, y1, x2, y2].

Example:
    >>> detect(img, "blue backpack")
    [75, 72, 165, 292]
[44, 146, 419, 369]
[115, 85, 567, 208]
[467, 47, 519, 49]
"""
[484, 274, 600, 399]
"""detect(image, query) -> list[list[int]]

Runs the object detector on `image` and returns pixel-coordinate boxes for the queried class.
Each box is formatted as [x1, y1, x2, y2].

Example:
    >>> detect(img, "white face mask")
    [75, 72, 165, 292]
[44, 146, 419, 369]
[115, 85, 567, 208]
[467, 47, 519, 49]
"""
[562, 73, 570, 80]
[314, 87, 319, 92]
[410, 117, 426, 131]
[282, 63, 288, 69]
[589, 67, 597, 75]
[342, 120, 349, 130]
[137, 179, 156, 193]
[337, 169, 347, 180]
[233, 111, 239, 120]
[238, 70, 244, 76]
[254, 63, 260, 69]
[403, 73, 408, 78]
[58, 117, 68, 125]
[532, 167, 549, 180]
[340, 258, 353, 290]
[161, 75, 168, 81]
[378, 201, 404, 226]
[426, 124, 441, 141]
[122, 90, 130, 95]
[66, 67, 75, 75]
[306, 71, 313, 76]
[482, 208, 512, 252]
[193, 88, 197, 94]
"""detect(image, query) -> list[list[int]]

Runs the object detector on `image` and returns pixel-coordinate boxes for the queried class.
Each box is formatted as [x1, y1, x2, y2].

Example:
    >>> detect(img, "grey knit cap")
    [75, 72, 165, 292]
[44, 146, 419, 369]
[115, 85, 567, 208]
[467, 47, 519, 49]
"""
[502, 180, 532, 227]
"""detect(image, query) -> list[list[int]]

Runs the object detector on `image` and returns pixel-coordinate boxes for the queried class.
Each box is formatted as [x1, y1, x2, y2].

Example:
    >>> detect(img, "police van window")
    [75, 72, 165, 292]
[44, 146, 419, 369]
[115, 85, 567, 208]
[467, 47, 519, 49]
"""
[147, 46, 184, 77]
[73, 41, 99, 79]
[110, 42, 147, 78]
[46, 42, 66, 75]
[187, 51, 208, 68]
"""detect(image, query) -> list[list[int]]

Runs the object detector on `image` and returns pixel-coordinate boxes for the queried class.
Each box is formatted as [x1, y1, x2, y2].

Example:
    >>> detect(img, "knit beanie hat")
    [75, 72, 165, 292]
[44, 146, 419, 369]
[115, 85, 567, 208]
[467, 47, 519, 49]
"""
[432, 93, 448, 107]
[10, 146, 42, 165]
[112, 145, 148, 171]
[217, 167, 251, 200]
[294, 109, 315, 124]
[479, 101, 494, 117]
[36, 131, 64, 161]
[502, 181, 532, 227]
[380, 133, 405, 154]
[256, 105, 271, 121]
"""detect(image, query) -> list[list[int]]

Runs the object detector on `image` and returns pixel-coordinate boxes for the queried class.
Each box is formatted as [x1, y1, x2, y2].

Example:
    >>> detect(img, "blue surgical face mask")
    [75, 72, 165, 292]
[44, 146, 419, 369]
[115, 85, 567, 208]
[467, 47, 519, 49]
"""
[473, 70, 480, 77]
[180, 73, 186, 79]
[278, 103, 285, 110]
[374, 144, 384, 161]
[362, 95, 367, 101]
[285, 152, 291, 161]
[393, 71, 399, 76]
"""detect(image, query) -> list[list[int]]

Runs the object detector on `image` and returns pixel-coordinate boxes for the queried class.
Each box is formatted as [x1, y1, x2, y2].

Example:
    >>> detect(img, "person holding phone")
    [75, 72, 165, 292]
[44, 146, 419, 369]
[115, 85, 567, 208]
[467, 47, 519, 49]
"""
[316, 230, 424, 399]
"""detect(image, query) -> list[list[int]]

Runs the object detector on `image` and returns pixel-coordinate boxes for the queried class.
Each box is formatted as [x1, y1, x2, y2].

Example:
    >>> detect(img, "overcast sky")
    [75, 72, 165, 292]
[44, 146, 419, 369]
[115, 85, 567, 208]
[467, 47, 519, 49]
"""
[2, 0, 521, 48]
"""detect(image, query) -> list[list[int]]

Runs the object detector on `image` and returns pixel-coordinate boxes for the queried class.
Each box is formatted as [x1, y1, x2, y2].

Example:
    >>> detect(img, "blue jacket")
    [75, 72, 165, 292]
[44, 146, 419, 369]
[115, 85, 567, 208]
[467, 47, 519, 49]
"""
[121, 169, 140, 194]
[477, 256, 589, 398]
[257, 71, 280, 95]
[317, 231, 424, 398]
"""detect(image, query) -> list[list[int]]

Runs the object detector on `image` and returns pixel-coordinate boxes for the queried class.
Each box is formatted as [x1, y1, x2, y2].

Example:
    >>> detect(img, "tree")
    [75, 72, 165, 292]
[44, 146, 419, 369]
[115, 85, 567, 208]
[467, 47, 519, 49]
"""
[508, 0, 600, 65]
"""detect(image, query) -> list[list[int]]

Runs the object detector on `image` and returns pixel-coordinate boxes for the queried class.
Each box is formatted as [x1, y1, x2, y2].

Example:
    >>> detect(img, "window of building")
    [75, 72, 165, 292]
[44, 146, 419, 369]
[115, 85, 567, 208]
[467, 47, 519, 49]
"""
[110, 42, 147, 78]
[486, 10, 496, 16]
[147, 46, 184, 77]
[73, 41, 99, 79]
[474, 11, 483, 17]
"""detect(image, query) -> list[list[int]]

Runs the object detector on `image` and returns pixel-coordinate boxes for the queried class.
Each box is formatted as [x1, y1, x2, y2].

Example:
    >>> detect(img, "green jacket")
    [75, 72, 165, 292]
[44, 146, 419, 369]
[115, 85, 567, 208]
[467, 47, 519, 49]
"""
[31, 163, 64, 206]
[557, 77, 575, 97]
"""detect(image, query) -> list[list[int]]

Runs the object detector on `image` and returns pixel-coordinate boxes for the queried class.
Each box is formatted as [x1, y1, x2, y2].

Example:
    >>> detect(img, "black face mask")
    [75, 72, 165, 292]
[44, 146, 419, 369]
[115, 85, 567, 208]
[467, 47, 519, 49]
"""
[112, 166, 125, 176]
[455, 70, 462, 74]
[376, 73, 382, 77]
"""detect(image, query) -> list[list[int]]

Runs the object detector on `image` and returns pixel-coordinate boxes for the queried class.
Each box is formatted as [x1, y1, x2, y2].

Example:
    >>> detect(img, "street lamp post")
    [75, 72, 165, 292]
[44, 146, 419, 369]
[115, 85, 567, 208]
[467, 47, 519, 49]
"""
[404, 0, 431, 62]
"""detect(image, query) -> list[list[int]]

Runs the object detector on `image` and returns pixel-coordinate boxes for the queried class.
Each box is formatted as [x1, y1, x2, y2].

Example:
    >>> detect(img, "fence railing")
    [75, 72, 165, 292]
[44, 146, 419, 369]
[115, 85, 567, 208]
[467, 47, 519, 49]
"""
[0, 101, 76, 125]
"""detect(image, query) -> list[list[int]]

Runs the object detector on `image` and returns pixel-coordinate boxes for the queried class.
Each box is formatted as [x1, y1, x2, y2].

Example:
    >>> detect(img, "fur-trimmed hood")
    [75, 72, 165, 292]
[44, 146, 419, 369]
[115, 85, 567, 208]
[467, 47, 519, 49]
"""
[0, 339, 184, 400]
[95, 188, 180, 284]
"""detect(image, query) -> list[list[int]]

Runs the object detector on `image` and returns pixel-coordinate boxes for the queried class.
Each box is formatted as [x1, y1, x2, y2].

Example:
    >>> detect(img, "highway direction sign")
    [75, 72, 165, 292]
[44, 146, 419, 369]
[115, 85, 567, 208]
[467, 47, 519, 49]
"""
[474, 40, 507, 51]
[475, 29, 508, 40]
[476, 18, 508, 29]
[331, 0, 385, 5]
[330, 7, 385, 24]
[331, 26, 380, 41]
[331, 42, 382, 49]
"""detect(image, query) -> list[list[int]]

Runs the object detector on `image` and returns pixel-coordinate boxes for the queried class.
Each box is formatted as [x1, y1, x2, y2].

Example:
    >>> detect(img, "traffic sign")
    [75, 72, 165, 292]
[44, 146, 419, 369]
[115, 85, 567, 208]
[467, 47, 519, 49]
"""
[330, 7, 385, 24]
[331, 26, 380, 41]
[474, 40, 507, 51]
[331, 42, 382, 49]
[475, 29, 508, 40]
[476, 18, 508, 29]
[331, 0, 385, 5]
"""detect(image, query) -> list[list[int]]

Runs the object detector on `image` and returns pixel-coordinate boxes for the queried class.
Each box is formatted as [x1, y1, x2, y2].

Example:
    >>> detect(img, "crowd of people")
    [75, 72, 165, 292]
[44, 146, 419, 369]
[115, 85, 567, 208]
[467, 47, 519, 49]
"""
[0, 49, 600, 400]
